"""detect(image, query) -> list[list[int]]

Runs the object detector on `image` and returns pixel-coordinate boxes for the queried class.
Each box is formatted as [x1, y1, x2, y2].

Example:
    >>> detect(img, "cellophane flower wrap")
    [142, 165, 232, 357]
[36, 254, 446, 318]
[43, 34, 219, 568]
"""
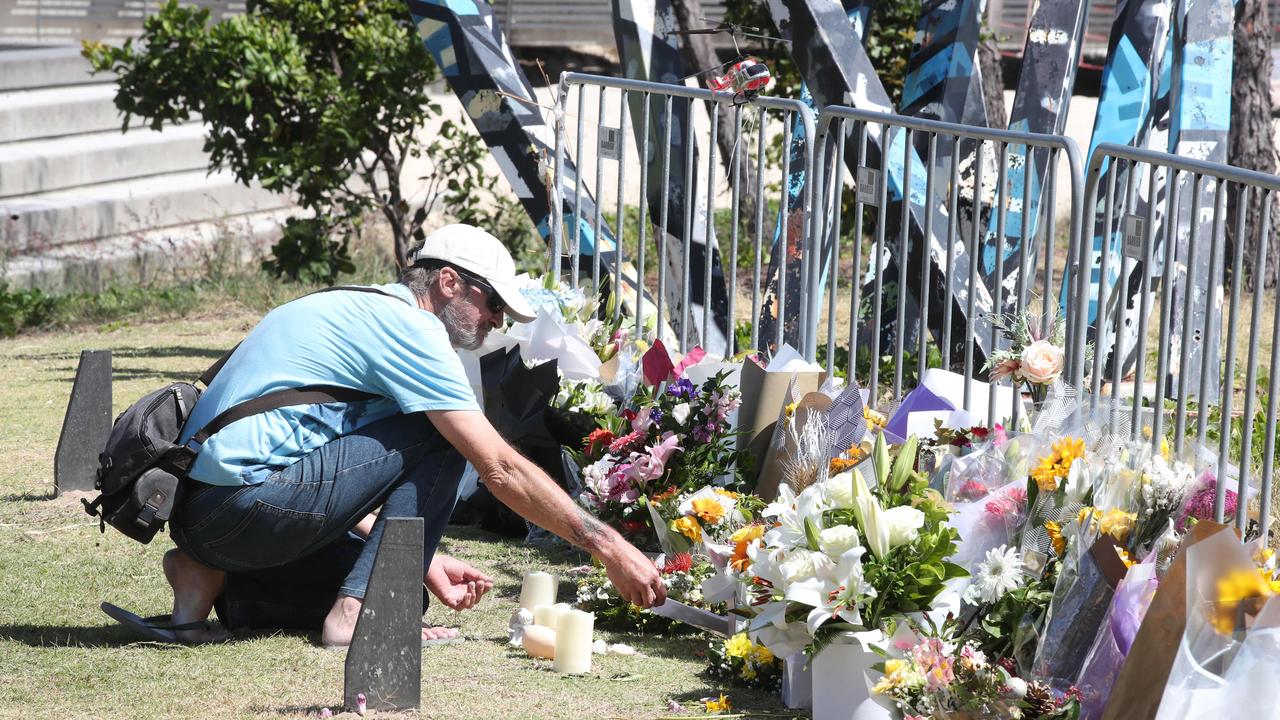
[1155, 530, 1280, 719]
[1074, 555, 1159, 720]
[572, 552, 721, 634]
[574, 343, 745, 547]
[738, 433, 965, 658]
[514, 275, 636, 364]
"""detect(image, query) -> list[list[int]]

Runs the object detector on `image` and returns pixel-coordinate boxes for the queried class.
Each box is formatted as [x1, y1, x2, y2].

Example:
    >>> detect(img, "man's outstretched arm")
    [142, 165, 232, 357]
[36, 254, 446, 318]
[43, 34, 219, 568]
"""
[426, 409, 666, 608]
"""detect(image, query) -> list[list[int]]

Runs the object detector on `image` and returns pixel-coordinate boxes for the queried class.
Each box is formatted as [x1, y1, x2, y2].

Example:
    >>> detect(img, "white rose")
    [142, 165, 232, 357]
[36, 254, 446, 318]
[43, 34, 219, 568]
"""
[882, 506, 925, 548]
[671, 402, 691, 425]
[823, 472, 856, 508]
[818, 525, 861, 557]
[1017, 340, 1064, 385]
[779, 549, 819, 583]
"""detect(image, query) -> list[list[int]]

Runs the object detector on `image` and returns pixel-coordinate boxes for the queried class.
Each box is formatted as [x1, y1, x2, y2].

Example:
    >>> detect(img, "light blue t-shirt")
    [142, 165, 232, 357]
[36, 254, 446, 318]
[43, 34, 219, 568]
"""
[179, 283, 479, 486]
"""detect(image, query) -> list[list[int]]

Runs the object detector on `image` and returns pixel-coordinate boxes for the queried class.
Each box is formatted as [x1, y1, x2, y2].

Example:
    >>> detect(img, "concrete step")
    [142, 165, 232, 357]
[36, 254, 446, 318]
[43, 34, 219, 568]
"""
[2, 207, 295, 294]
[0, 45, 111, 91]
[0, 83, 133, 143]
[1, 169, 292, 251]
[0, 123, 209, 197]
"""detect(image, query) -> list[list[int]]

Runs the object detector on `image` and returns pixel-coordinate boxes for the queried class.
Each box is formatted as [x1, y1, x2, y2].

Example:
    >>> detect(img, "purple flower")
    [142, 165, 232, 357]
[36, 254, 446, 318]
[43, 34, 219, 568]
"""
[666, 378, 697, 400]
[649, 408, 664, 426]
[692, 422, 716, 443]
[1178, 471, 1238, 532]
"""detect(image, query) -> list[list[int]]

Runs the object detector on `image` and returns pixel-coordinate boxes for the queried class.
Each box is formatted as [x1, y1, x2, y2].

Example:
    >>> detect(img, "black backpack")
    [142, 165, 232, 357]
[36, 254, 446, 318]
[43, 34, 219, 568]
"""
[82, 286, 398, 543]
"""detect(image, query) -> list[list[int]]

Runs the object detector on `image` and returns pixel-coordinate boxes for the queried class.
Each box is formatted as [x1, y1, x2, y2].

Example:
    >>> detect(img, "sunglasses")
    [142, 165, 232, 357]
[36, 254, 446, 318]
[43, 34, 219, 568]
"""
[448, 265, 506, 314]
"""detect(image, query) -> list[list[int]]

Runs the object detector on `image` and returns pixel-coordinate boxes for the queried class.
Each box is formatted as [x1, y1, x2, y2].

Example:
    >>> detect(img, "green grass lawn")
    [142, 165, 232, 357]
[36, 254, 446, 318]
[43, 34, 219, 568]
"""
[0, 305, 793, 720]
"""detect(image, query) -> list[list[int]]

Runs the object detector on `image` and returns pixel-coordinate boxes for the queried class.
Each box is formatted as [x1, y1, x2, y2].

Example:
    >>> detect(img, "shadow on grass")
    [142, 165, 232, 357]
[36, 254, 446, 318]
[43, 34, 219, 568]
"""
[0, 623, 193, 649]
[10, 346, 226, 363]
[0, 490, 54, 502]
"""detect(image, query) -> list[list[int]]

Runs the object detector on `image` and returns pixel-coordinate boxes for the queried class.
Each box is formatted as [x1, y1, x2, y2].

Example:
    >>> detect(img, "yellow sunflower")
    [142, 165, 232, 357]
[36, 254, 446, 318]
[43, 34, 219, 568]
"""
[1031, 436, 1086, 492]
[1045, 520, 1066, 556]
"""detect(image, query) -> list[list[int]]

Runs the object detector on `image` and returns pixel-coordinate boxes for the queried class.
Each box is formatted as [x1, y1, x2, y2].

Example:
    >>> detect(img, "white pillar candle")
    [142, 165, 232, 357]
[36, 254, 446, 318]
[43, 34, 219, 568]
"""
[532, 604, 559, 629]
[553, 609, 595, 674]
[519, 571, 557, 611]
[553, 602, 574, 627]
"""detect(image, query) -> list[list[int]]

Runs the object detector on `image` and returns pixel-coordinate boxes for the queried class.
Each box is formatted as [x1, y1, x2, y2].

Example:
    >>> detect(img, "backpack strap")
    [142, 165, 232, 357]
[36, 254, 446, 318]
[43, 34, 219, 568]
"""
[196, 285, 412, 387]
[188, 384, 379, 445]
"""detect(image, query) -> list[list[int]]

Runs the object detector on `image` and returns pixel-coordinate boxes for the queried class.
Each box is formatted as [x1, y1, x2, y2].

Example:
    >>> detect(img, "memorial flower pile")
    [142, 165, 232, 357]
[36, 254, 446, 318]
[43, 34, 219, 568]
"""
[738, 433, 964, 658]
[574, 344, 744, 547]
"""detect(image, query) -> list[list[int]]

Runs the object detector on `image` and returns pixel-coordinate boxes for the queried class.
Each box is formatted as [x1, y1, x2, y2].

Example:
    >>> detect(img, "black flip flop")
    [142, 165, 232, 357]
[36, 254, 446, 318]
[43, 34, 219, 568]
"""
[100, 602, 222, 644]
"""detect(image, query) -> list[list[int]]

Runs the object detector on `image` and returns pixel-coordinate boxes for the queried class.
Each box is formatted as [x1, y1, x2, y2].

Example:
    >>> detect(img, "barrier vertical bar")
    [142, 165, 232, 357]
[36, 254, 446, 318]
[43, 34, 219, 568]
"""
[752, 106, 767, 352]
[1173, 174, 1204, 454]
[729, 106, 744, 357]
[895, 128, 914, 398]
[919, 132, 937, 384]
[613, 89, 629, 326]
[849, 121, 868, 383]
[658, 95, 673, 343]
[572, 83, 586, 286]
[592, 86, 606, 291]
[992, 143, 1009, 427]
[1131, 162, 1159, 441]
[704, 102, 718, 350]
[1221, 183, 1246, 529]
[637, 92, 651, 339]
[964, 140, 984, 412]
[777, 117, 794, 353]
[1200, 183, 1226, 450]
[871, 121, 890, 407]
[943, 143, 960, 371]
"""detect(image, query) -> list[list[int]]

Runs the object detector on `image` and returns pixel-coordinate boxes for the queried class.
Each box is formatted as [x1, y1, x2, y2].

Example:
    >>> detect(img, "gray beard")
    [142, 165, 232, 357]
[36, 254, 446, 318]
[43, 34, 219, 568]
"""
[440, 297, 483, 351]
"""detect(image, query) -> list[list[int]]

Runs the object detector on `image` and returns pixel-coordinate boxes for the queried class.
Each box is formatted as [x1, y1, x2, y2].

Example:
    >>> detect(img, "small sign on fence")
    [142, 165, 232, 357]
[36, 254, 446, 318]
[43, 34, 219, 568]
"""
[856, 166, 880, 206]
[599, 127, 622, 160]
[1123, 214, 1145, 260]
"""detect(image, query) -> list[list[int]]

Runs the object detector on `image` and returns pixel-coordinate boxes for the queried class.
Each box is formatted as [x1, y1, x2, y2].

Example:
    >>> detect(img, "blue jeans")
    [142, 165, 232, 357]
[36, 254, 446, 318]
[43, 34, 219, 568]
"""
[171, 413, 465, 615]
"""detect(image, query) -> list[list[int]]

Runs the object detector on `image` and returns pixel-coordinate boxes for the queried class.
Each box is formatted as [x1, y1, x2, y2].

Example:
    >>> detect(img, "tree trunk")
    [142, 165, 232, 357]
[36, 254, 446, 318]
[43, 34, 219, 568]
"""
[671, 0, 758, 227]
[1229, 0, 1279, 290]
[978, 34, 1006, 129]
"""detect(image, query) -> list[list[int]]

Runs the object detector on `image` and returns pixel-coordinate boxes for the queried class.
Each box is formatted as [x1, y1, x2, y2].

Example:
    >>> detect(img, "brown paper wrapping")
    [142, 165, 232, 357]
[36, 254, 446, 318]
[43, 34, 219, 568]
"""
[1099, 521, 1239, 720]
[737, 359, 821, 491]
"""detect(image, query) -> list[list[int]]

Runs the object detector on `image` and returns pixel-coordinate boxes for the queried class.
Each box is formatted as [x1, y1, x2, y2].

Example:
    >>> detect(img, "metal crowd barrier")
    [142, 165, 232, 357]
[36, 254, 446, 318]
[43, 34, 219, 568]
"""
[1073, 143, 1280, 536]
[808, 105, 1083, 428]
[551, 72, 816, 358]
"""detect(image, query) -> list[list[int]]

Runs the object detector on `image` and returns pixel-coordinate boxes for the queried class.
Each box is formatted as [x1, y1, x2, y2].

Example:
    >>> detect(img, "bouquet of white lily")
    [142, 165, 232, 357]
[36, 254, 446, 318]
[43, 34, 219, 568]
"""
[738, 433, 965, 658]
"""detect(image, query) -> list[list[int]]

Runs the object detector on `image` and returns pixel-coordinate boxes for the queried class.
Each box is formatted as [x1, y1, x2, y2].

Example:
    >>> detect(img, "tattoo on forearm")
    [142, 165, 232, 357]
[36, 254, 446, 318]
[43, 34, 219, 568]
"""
[571, 508, 614, 550]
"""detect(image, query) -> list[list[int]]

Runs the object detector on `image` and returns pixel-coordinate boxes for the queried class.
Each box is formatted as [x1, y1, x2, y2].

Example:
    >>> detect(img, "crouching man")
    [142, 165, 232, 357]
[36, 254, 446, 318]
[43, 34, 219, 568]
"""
[162, 224, 665, 644]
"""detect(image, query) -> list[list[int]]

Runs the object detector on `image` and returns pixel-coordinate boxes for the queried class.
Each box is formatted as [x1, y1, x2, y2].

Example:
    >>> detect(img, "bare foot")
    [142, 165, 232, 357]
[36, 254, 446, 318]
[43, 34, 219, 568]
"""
[320, 594, 460, 647]
[162, 549, 229, 643]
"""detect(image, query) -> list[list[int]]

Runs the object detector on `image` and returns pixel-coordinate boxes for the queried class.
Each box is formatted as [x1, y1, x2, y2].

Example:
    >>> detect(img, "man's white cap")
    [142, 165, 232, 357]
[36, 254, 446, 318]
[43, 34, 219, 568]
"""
[410, 223, 536, 323]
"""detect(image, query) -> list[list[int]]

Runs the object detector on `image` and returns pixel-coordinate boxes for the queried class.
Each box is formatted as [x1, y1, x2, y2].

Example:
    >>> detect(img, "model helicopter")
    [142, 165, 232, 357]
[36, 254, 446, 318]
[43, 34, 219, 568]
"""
[669, 21, 781, 103]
